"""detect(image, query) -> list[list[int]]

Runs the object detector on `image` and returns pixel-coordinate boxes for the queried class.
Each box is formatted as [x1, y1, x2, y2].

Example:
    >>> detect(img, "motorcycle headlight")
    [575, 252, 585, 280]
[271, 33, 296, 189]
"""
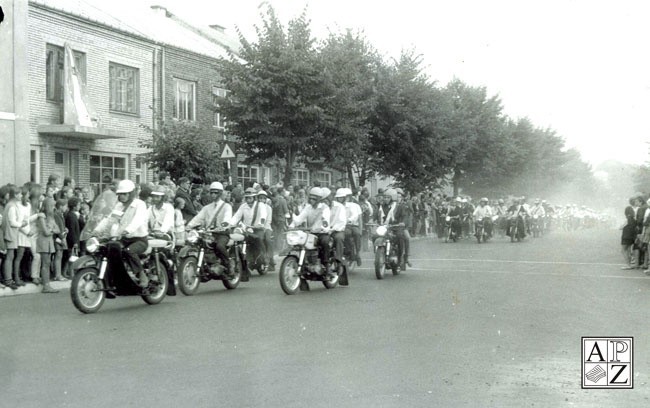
[186, 230, 199, 244]
[445, 216, 451, 222]
[85, 237, 100, 254]
[376, 225, 388, 237]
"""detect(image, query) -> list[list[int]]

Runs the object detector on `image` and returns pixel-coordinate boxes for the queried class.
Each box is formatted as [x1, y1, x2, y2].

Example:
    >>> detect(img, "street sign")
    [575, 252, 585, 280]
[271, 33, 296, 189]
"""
[220, 143, 235, 159]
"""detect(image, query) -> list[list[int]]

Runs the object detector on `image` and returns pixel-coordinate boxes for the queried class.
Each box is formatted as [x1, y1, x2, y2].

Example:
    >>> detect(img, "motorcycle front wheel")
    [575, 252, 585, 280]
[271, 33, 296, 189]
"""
[279, 256, 301, 295]
[375, 246, 386, 280]
[70, 268, 106, 314]
[177, 256, 200, 296]
[142, 261, 168, 305]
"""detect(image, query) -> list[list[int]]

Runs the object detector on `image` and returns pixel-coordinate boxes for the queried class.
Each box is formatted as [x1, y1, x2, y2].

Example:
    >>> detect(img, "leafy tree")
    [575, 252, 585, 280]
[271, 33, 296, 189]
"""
[367, 51, 453, 193]
[138, 121, 223, 182]
[216, 6, 330, 186]
[319, 30, 382, 189]
[440, 79, 508, 197]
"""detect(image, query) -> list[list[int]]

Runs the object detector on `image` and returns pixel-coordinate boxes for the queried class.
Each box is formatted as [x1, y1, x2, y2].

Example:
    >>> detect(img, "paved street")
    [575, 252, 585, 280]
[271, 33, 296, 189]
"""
[1, 227, 649, 407]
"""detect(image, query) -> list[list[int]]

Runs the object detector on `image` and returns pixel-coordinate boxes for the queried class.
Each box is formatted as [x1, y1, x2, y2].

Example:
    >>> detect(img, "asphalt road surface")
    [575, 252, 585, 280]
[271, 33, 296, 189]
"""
[1, 227, 649, 407]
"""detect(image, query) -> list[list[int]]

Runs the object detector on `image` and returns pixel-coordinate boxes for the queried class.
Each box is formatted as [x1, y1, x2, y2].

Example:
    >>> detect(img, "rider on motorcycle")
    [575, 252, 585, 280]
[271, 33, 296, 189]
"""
[473, 197, 494, 238]
[506, 198, 527, 237]
[530, 199, 546, 218]
[378, 189, 412, 267]
[288, 187, 332, 273]
[186, 182, 234, 275]
[230, 187, 268, 273]
[343, 188, 363, 266]
[95, 179, 150, 287]
[148, 185, 175, 236]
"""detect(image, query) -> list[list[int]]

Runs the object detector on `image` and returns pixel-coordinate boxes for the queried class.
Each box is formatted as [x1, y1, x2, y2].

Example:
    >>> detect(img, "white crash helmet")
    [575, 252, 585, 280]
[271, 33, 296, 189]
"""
[209, 181, 224, 191]
[335, 188, 348, 198]
[150, 185, 166, 196]
[308, 187, 322, 199]
[116, 179, 135, 194]
[320, 187, 332, 199]
[480, 197, 488, 203]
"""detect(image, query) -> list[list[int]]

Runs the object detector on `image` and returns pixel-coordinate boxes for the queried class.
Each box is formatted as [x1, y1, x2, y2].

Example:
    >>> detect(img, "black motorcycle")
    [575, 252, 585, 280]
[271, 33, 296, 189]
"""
[508, 213, 527, 242]
[176, 224, 245, 295]
[444, 215, 460, 243]
[373, 224, 405, 279]
[69, 192, 173, 314]
[278, 229, 348, 295]
[241, 225, 268, 276]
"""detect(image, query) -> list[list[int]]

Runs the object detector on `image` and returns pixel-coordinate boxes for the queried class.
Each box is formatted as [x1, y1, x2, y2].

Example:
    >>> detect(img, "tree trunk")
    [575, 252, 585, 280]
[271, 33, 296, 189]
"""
[347, 164, 356, 191]
[452, 170, 461, 197]
[283, 148, 294, 188]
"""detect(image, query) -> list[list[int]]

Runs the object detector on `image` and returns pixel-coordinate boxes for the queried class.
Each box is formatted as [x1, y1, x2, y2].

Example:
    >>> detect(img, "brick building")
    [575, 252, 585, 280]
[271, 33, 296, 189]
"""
[0, 0, 345, 191]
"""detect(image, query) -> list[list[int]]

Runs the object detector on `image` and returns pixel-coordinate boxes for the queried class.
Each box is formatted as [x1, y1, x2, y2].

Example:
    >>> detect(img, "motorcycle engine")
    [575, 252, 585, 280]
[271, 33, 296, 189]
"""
[209, 263, 224, 276]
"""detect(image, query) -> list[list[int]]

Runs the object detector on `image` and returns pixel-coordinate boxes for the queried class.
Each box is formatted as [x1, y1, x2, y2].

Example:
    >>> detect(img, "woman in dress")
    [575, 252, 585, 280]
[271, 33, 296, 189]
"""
[35, 197, 59, 293]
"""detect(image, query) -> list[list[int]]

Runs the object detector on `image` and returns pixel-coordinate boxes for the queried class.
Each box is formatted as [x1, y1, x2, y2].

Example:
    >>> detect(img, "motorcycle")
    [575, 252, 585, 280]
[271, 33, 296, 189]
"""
[373, 224, 405, 280]
[278, 229, 348, 295]
[531, 215, 542, 238]
[70, 191, 173, 314]
[475, 217, 494, 243]
[241, 225, 268, 276]
[176, 223, 245, 295]
[444, 215, 460, 243]
[508, 213, 527, 242]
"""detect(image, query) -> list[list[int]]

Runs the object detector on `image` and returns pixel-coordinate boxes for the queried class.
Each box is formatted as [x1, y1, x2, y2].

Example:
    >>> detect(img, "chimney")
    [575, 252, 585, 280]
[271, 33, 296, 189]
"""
[150, 5, 171, 17]
[209, 24, 225, 33]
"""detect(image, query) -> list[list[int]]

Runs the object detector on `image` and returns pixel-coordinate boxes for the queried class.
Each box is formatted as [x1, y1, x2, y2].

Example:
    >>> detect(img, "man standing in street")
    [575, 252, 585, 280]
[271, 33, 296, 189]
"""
[272, 183, 290, 255]
[175, 177, 197, 224]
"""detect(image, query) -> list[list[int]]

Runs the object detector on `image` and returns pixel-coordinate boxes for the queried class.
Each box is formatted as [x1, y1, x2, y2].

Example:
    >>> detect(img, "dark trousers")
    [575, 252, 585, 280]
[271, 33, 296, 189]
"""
[332, 231, 345, 261]
[264, 229, 274, 265]
[315, 233, 331, 266]
[121, 236, 148, 274]
[212, 233, 231, 267]
[345, 225, 361, 258]
[246, 229, 266, 263]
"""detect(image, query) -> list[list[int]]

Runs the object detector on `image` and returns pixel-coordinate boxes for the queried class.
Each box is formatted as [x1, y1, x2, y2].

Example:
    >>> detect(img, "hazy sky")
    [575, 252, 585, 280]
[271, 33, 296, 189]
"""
[90, 0, 650, 167]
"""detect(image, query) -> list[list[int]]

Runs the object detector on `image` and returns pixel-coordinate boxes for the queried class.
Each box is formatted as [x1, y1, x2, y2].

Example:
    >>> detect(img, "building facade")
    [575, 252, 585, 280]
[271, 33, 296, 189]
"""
[0, 0, 345, 191]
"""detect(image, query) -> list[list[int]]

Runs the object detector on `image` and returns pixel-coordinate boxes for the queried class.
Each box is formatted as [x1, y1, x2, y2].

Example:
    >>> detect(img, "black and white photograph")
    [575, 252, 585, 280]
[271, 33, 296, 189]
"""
[1, 0, 649, 406]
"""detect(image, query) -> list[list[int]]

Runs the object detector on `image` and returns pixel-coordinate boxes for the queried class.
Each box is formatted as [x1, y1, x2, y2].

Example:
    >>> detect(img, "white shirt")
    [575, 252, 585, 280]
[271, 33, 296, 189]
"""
[187, 200, 233, 230]
[473, 205, 493, 220]
[530, 205, 546, 217]
[148, 202, 175, 234]
[330, 201, 347, 232]
[114, 198, 149, 238]
[230, 201, 268, 228]
[290, 203, 331, 233]
[345, 201, 363, 226]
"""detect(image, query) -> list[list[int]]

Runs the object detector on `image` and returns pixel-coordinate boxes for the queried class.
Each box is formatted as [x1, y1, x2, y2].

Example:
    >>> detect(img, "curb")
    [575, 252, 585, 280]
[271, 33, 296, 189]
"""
[0, 280, 71, 298]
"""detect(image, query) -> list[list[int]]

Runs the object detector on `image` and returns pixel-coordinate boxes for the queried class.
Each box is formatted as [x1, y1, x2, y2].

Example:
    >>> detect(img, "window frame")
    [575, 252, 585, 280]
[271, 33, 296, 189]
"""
[237, 165, 259, 187]
[292, 168, 310, 187]
[30, 148, 40, 183]
[46, 43, 86, 103]
[315, 171, 331, 186]
[173, 78, 196, 121]
[109, 62, 140, 115]
[212, 86, 227, 129]
[89, 153, 128, 195]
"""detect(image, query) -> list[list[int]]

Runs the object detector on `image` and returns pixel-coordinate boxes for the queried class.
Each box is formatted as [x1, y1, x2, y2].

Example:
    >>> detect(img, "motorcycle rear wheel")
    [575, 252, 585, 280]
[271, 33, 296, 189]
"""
[375, 247, 386, 280]
[177, 256, 200, 296]
[279, 256, 301, 295]
[222, 250, 242, 290]
[70, 268, 105, 314]
[142, 261, 168, 305]
[323, 262, 341, 289]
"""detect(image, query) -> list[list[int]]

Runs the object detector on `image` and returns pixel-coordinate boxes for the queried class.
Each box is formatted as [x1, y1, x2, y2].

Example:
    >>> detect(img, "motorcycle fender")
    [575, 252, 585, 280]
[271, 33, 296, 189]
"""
[178, 246, 198, 259]
[374, 237, 386, 248]
[71, 255, 98, 272]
